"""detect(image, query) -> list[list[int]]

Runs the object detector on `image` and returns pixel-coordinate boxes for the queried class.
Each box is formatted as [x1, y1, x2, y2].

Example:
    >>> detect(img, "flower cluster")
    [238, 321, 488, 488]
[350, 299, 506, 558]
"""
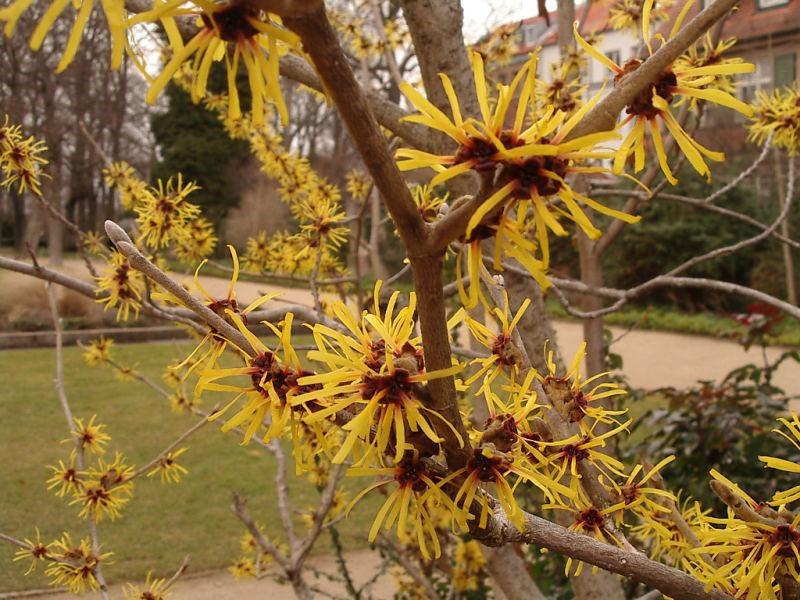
[576, 0, 754, 184]
[397, 51, 638, 307]
[133, 1, 299, 125]
[749, 84, 800, 154]
[95, 251, 145, 321]
[0, 115, 48, 196]
[609, 0, 674, 33]
[332, 9, 410, 60]
[44, 532, 113, 593]
[103, 161, 149, 209]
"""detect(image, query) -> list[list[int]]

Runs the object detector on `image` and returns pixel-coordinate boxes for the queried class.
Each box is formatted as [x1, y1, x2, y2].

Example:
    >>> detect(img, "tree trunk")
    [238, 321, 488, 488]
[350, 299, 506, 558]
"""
[483, 544, 546, 600]
[10, 192, 27, 257]
[774, 150, 797, 305]
[368, 192, 388, 279]
[578, 233, 606, 376]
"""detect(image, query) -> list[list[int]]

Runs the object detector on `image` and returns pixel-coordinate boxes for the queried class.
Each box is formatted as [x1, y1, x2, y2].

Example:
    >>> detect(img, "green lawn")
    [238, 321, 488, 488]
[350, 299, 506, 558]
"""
[0, 342, 377, 591]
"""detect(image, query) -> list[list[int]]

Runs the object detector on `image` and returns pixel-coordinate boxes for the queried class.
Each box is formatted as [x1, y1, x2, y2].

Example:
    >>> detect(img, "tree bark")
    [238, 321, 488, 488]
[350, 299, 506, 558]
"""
[578, 233, 606, 376]
[483, 544, 547, 600]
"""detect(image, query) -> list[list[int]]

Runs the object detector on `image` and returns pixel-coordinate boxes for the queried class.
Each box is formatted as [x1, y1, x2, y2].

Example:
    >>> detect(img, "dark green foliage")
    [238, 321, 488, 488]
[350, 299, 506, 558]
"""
[149, 76, 250, 223]
[630, 351, 800, 508]
[603, 172, 771, 312]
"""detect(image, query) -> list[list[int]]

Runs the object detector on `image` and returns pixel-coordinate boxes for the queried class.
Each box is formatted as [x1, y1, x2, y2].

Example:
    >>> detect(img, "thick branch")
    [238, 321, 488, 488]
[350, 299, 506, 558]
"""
[283, 9, 427, 250]
[476, 508, 732, 600]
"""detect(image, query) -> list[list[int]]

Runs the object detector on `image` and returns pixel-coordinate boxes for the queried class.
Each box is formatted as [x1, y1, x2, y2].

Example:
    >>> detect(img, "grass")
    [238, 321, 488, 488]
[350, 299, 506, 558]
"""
[545, 299, 800, 347]
[0, 341, 379, 592]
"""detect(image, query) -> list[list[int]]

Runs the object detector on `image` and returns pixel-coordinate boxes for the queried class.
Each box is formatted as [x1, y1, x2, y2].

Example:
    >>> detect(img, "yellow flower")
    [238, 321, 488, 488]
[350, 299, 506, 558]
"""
[0, 0, 126, 72]
[229, 556, 256, 579]
[0, 115, 48, 196]
[474, 22, 519, 65]
[346, 450, 463, 559]
[540, 341, 629, 431]
[82, 231, 107, 256]
[103, 161, 148, 209]
[293, 194, 349, 251]
[399, 52, 638, 307]
[147, 448, 189, 484]
[538, 61, 587, 115]
[243, 231, 272, 273]
[199, 311, 311, 445]
[463, 295, 530, 390]
[749, 84, 800, 155]
[168, 391, 196, 414]
[698, 510, 800, 598]
[71, 452, 134, 521]
[446, 445, 536, 530]
[135, 175, 201, 249]
[45, 532, 112, 594]
[174, 217, 218, 264]
[82, 337, 114, 367]
[759, 413, 800, 505]
[136, 1, 298, 125]
[545, 490, 628, 576]
[630, 495, 711, 569]
[70, 415, 111, 455]
[295, 283, 463, 463]
[457, 207, 550, 309]
[166, 245, 278, 379]
[609, 0, 674, 33]
[346, 169, 371, 201]
[674, 34, 743, 108]
[576, 1, 755, 183]
[47, 457, 85, 498]
[12, 529, 49, 575]
[95, 251, 144, 321]
[124, 572, 170, 600]
[540, 419, 631, 488]
[411, 183, 447, 223]
[603, 456, 677, 523]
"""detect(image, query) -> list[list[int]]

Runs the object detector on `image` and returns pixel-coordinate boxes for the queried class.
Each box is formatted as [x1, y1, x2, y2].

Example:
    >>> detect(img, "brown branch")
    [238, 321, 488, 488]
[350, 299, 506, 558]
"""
[104, 221, 253, 353]
[265, 440, 298, 552]
[475, 508, 732, 600]
[283, 9, 427, 251]
[125, 414, 209, 483]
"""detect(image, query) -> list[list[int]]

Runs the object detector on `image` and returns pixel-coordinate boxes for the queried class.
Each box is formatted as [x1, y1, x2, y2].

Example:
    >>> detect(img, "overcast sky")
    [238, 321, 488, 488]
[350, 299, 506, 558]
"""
[460, 0, 537, 43]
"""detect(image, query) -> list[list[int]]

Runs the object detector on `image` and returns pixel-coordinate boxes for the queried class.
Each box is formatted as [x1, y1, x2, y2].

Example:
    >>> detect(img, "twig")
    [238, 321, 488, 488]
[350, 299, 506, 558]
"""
[125, 414, 209, 482]
[45, 283, 109, 599]
[162, 555, 191, 590]
[266, 440, 298, 552]
[702, 133, 773, 204]
[231, 493, 293, 571]
[309, 233, 324, 318]
[293, 463, 346, 567]
[665, 155, 795, 279]
[104, 220, 253, 353]
[378, 536, 439, 600]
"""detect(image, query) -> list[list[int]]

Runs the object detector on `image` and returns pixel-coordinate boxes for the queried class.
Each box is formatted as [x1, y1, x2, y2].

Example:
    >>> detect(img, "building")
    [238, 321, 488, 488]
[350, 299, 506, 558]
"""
[501, 0, 798, 97]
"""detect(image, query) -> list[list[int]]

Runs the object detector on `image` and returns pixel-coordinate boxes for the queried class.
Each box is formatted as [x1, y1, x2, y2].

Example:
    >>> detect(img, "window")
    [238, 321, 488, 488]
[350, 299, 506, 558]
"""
[522, 23, 543, 46]
[774, 53, 796, 88]
[758, 0, 789, 8]
[605, 49, 621, 67]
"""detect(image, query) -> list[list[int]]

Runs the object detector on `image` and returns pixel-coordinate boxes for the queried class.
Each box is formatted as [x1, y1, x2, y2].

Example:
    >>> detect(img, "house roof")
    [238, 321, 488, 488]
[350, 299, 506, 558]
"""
[510, 0, 800, 51]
